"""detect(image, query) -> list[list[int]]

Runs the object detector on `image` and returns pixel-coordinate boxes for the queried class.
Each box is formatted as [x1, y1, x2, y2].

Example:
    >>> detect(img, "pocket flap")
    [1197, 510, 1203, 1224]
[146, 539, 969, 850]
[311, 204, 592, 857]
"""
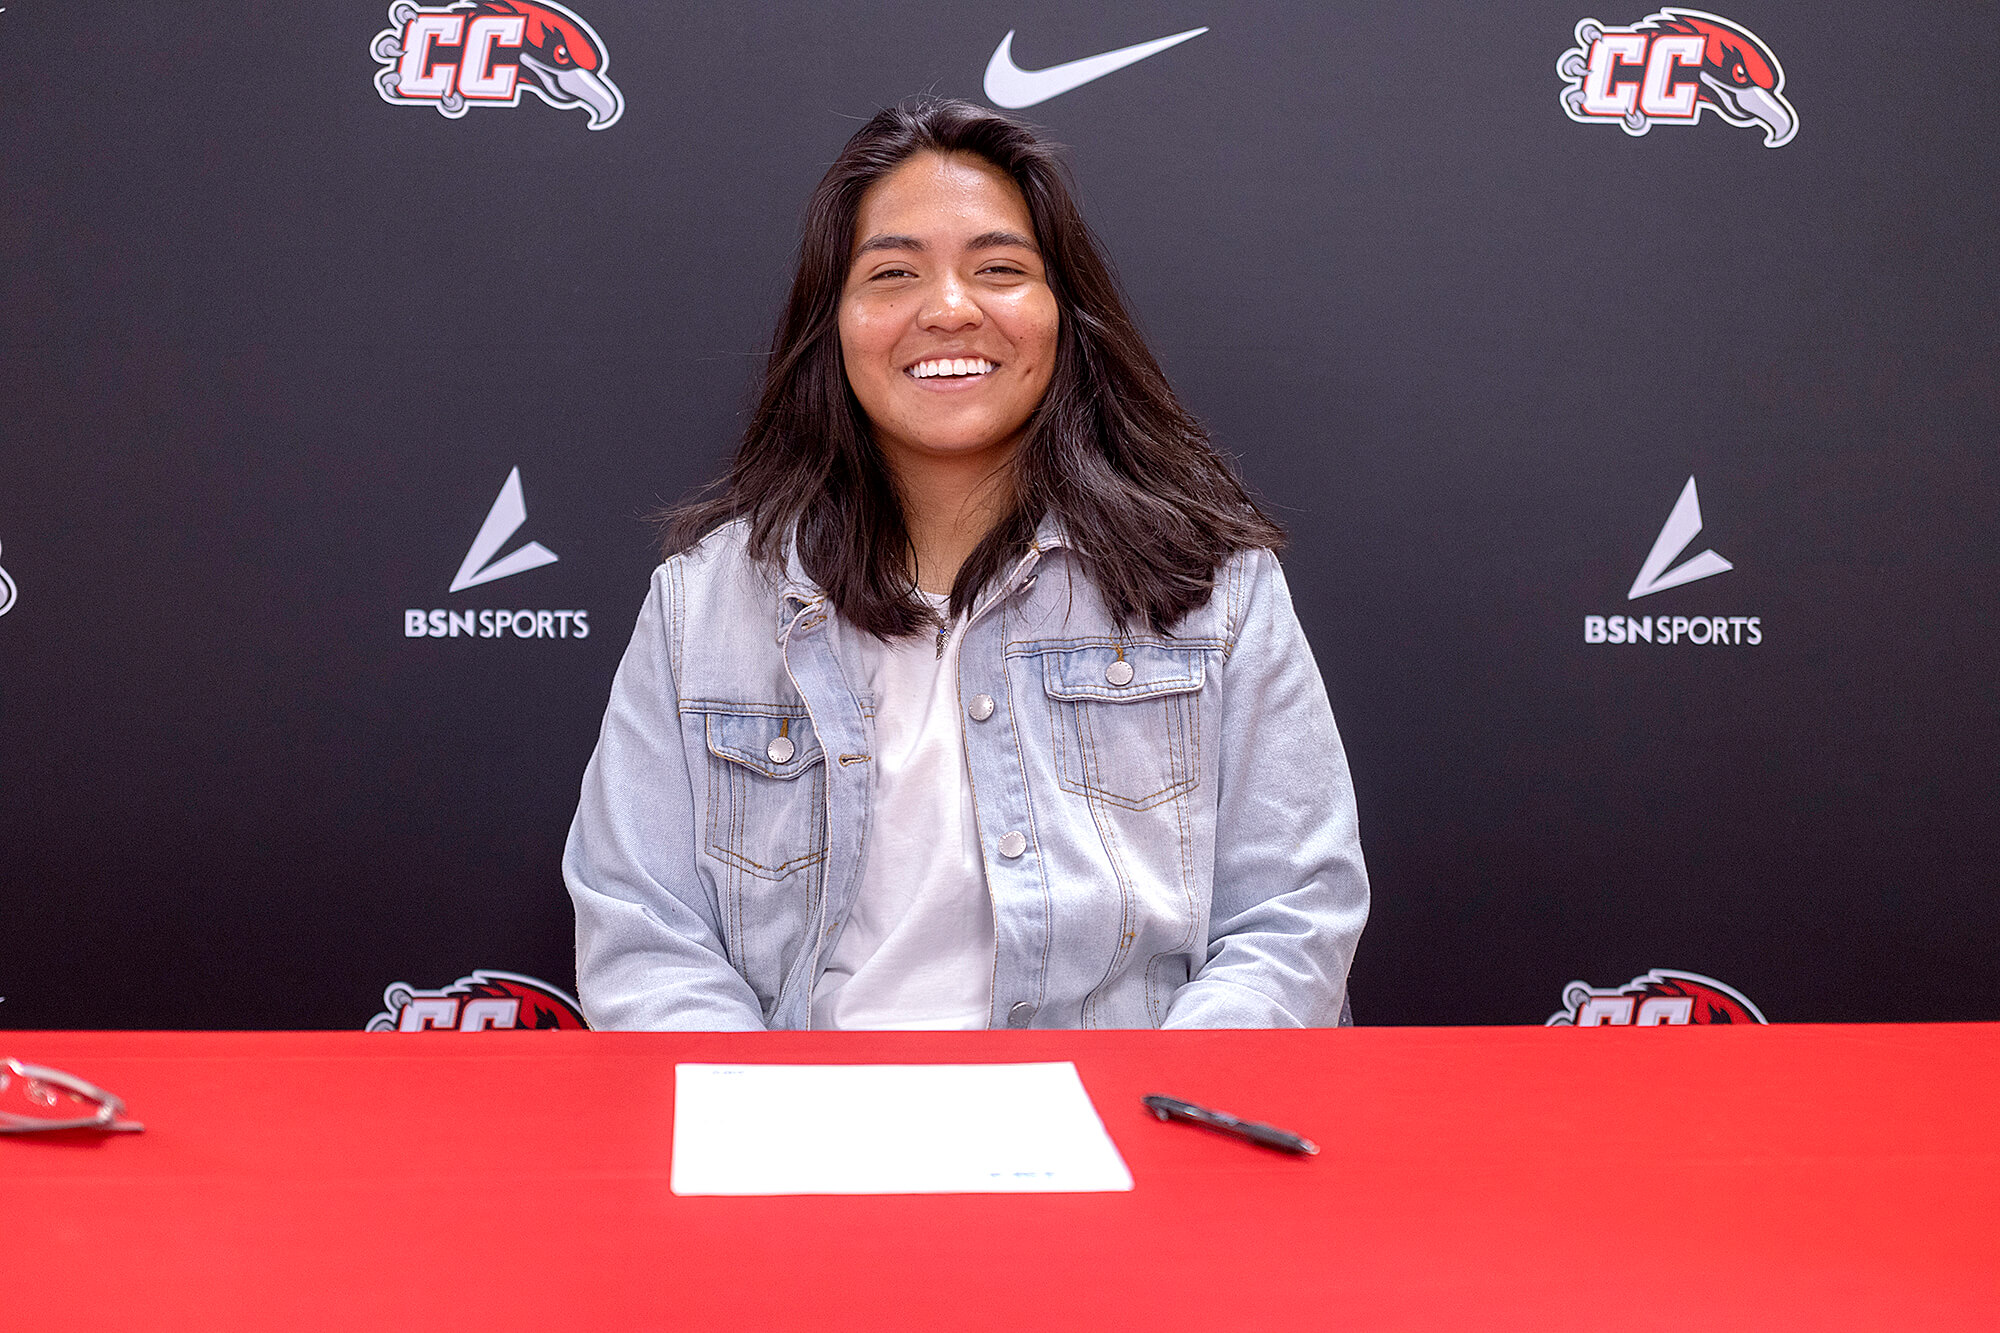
[701, 709, 824, 778]
[1041, 644, 1206, 702]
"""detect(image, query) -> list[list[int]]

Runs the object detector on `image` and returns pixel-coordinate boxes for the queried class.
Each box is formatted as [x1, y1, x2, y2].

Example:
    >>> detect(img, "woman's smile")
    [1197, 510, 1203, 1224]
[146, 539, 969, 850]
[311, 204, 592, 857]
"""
[904, 356, 997, 382]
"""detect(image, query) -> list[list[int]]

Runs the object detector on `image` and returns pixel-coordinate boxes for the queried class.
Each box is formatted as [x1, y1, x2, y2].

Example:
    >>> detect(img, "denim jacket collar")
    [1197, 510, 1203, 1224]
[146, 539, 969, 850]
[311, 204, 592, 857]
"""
[774, 513, 1072, 639]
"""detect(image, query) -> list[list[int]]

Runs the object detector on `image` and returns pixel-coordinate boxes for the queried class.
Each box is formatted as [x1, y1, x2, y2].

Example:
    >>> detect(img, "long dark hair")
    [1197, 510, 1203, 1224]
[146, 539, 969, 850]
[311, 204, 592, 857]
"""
[666, 97, 1284, 636]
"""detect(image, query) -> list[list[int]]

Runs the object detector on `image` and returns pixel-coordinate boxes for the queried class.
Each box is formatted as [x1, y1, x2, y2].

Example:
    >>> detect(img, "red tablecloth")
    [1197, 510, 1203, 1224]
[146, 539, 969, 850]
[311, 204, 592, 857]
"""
[5, 1025, 1994, 1330]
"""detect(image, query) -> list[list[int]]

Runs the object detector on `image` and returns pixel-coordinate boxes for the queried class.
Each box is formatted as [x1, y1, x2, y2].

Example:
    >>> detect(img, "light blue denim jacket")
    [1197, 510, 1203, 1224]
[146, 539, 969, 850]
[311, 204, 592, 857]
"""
[564, 518, 1368, 1030]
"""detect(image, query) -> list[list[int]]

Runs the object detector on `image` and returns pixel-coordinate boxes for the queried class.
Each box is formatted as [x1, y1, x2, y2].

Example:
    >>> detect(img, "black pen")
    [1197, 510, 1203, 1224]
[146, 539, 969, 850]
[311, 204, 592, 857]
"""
[1142, 1094, 1318, 1155]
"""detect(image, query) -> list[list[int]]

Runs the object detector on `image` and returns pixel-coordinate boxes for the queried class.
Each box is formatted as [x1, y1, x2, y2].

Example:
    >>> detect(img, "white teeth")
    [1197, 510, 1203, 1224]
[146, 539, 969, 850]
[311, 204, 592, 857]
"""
[908, 357, 994, 379]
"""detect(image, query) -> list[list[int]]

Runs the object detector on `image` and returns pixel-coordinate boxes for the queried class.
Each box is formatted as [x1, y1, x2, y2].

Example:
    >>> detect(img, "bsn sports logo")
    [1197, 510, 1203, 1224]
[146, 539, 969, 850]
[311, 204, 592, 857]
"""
[405, 467, 589, 641]
[1558, 10, 1797, 147]
[1584, 476, 1762, 646]
[0, 538, 15, 618]
[371, 1, 623, 130]
[367, 969, 588, 1030]
[1547, 968, 1767, 1024]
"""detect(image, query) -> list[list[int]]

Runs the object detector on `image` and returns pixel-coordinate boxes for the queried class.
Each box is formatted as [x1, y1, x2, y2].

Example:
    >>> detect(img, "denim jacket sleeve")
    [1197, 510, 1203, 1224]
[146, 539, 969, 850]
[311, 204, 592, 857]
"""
[1161, 548, 1370, 1028]
[564, 566, 769, 1030]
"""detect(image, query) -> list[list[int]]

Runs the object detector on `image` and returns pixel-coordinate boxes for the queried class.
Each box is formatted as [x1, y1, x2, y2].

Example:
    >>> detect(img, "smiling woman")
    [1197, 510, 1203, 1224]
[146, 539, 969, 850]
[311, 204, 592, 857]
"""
[836, 152, 1060, 596]
[564, 99, 1370, 1032]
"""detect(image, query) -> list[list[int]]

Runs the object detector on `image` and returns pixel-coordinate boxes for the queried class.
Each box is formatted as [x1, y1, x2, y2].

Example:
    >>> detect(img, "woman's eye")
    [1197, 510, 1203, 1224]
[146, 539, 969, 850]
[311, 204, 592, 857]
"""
[870, 268, 917, 280]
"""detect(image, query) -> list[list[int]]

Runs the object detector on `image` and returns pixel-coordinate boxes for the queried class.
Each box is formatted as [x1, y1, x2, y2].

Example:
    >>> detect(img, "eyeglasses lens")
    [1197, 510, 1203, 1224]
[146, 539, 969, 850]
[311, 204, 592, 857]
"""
[0, 1064, 112, 1130]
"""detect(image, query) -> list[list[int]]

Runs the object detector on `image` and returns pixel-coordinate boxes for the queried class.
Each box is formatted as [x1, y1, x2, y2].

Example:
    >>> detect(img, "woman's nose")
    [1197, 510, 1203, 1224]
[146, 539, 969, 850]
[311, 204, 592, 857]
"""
[919, 275, 982, 332]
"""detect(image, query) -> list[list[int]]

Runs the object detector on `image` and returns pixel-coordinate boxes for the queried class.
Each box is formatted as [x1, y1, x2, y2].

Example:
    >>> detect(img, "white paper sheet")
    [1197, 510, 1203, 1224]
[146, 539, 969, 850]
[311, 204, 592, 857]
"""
[670, 1061, 1135, 1196]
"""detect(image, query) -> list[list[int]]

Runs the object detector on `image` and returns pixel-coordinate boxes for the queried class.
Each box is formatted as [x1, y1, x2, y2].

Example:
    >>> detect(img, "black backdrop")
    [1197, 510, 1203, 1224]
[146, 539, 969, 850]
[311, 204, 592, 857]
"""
[4, 1, 1995, 1029]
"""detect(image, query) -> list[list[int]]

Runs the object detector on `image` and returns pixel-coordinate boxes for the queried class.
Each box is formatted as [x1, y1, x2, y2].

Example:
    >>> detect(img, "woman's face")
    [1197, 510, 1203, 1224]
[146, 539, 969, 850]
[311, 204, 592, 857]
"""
[838, 151, 1060, 475]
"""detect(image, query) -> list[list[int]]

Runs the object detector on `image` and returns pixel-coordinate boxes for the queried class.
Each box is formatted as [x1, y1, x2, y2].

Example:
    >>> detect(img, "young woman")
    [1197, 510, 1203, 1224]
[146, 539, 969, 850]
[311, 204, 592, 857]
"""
[565, 99, 1368, 1030]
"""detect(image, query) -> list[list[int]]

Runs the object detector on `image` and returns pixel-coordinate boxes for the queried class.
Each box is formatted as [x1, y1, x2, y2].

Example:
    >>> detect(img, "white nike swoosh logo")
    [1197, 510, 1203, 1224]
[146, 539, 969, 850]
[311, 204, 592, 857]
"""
[983, 27, 1208, 109]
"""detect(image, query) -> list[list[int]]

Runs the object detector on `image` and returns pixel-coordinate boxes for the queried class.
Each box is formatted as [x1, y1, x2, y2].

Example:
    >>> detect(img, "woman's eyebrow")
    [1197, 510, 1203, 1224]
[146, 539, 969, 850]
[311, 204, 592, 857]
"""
[855, 233, 925, 256]
[853, 230, 1040, 257]
[966, 229, 1038, 253]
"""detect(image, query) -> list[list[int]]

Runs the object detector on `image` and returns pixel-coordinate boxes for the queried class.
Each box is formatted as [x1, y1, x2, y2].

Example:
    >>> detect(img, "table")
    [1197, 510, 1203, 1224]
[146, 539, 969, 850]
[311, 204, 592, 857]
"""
[5, 1025, 1995, 1330]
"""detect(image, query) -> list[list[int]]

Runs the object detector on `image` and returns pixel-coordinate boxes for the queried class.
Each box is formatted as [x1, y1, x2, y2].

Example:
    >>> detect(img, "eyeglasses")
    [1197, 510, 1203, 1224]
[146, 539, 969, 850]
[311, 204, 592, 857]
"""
[0, 1058, 146, 1134]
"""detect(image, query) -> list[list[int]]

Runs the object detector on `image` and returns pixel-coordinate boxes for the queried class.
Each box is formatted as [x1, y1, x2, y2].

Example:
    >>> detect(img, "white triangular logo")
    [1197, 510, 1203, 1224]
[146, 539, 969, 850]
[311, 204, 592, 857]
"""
[450, 467, 559, 593]
[1628, 476, 1732, 600]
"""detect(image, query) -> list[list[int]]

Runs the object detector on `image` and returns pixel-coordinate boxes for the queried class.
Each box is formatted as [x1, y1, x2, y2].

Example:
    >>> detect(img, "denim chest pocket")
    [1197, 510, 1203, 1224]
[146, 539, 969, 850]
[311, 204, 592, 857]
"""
[699, 708, 828, 879]
[1041, 645, 1206, 811]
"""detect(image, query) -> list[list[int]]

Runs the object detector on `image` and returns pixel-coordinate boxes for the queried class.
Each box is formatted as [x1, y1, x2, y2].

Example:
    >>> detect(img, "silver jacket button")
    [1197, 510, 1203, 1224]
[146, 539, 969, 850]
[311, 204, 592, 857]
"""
[1105, 659, 1135, 687]
[1006, 1001, 1035, 1028]
[998, 830, 1027, 859]
[968, 693, 996, 721]
[766, 735, 795, 764]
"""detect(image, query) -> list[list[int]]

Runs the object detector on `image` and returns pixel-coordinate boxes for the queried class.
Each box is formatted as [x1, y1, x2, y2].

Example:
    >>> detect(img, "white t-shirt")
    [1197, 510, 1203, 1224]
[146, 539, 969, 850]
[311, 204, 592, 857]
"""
[809, 594, 995, 1030]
